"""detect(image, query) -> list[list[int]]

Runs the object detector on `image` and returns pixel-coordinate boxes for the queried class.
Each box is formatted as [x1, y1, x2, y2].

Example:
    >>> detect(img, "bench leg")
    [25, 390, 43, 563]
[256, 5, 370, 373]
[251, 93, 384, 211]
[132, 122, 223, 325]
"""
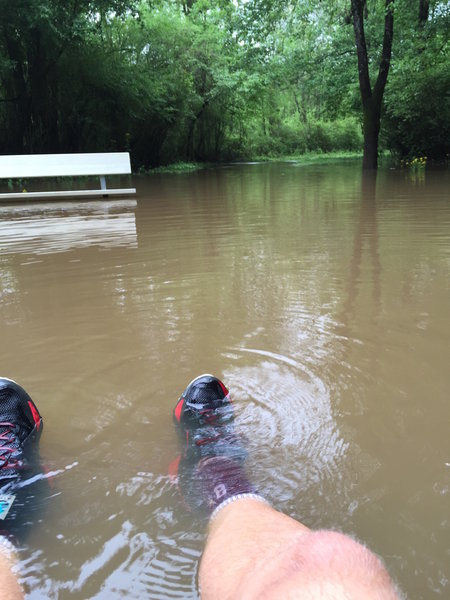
[99, 175, 108, 198]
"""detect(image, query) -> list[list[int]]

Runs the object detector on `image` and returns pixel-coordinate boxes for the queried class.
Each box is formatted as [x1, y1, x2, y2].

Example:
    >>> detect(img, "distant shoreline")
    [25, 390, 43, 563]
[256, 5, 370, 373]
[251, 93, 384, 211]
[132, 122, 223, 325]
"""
[145, 152, 364, 174]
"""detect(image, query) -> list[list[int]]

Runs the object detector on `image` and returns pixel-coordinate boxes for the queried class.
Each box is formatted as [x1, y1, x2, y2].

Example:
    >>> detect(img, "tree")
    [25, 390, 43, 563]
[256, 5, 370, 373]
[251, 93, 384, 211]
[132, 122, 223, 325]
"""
[0, 0, 446, 166]
[382, 0, 450, 160]
[0, 0, 138, 154]
[351, 0, 394, 169]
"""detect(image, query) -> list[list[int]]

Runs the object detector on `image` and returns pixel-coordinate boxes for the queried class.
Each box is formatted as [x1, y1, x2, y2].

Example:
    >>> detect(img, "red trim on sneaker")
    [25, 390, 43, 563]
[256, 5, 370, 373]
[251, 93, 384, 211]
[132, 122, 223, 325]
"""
[174, 398, 184, 423]
[28, 401, 42, 430]
[218, 380, 231, 402]
[168, 455, 181, 483]
[195, 435, 221, 446]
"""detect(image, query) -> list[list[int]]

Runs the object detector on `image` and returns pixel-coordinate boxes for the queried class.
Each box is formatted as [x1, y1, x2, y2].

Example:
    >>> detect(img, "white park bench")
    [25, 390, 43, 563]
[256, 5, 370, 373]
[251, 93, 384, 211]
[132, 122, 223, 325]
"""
[0, 152, 136, 200]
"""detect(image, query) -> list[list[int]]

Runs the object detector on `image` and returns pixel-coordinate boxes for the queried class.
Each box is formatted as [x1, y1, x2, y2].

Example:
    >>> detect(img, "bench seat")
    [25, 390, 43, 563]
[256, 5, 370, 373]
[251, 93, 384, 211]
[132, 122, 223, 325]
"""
[0, 188, 135, 200]
[0, 152, 136, 201]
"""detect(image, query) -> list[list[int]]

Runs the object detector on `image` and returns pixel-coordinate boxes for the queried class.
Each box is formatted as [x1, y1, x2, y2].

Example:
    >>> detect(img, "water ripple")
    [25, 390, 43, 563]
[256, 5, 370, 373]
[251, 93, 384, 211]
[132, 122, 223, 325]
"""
[22, 473, 200, 599]
[224, 347, 350, 513]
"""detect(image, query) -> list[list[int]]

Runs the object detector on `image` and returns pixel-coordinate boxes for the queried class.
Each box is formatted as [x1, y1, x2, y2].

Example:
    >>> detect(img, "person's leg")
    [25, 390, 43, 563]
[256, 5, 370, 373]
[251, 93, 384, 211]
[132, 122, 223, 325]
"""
[200, 498, 401, 599]
[0, 538, 24, 599]
[172, 375, 401, 599]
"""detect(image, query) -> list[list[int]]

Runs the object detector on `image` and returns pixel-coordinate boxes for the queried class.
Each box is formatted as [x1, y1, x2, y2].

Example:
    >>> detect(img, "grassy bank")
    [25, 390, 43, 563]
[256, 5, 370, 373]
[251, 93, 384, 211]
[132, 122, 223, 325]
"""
[144, 152, 363, 174]
[142, 162, 207, 174]
[254, 151, 363, 164]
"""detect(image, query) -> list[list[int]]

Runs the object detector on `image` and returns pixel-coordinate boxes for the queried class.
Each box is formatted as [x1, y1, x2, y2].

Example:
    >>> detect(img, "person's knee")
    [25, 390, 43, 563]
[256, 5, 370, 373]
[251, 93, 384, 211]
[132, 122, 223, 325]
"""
[299, 529, 386, 573]
[237, 529, 401, 599]
[260, 529, 401, 599]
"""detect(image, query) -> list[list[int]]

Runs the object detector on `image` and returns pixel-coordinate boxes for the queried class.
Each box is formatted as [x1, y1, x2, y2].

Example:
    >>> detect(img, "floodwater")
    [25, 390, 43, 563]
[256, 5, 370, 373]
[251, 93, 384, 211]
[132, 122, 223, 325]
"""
[0, 161, 449, 599]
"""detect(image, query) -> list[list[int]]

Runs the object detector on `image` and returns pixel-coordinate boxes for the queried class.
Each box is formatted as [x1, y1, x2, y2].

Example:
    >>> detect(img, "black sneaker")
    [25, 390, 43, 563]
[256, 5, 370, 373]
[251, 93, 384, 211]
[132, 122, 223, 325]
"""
[174, 374, 233, 425]
[0, 378, 48, 542]
[0, 377, 43, 488]
[171, 375, 251, 515]
[173, 374, 243, 457]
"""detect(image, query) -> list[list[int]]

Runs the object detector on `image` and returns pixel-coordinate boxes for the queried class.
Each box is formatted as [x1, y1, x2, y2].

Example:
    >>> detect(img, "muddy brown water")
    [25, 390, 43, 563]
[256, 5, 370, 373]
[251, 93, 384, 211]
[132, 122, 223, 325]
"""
[0, 162, 449, 599]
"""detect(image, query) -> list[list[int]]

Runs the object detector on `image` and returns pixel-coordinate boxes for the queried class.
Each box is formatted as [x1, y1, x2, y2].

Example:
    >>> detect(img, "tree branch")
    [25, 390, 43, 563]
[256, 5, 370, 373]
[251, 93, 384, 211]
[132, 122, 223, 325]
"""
[373, 0, 394, 103]
[351, 0, 372, 103]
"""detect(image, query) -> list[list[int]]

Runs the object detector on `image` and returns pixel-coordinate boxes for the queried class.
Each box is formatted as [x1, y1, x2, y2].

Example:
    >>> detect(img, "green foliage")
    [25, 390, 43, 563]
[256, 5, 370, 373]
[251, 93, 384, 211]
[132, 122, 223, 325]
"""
[243, 117, 362, 158]
[146, 161, 205, 173]
[382, 1, 450, 159]
[0, 0, 446, 166]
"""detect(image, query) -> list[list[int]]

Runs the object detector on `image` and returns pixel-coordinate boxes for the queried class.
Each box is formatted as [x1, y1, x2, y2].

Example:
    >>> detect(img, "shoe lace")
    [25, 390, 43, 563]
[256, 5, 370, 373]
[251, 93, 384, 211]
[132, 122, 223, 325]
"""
[0, 422, 19, 468]
[199, 409, 220, 425]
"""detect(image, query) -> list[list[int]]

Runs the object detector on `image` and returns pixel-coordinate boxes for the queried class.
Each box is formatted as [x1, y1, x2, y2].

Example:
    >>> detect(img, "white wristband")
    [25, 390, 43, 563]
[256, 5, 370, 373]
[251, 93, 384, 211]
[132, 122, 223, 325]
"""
[210, 493, 270, 522]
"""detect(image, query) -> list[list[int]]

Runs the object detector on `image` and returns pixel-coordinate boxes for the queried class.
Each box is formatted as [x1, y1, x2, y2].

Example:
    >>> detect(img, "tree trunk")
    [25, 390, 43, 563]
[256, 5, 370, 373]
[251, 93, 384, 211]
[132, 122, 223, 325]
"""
[3, 32, 29, 153]
[293, 91, 307, 123]
[362, 100, 381, 170]
[419, 0, 429, 26]
[351, 0, 394, 169]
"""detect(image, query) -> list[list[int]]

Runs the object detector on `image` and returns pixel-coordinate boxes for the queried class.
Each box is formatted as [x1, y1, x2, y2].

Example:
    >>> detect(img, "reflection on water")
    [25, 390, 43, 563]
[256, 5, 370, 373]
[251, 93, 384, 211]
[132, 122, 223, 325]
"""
[0, 163, 449, 599]
[0, 200, 137, 255]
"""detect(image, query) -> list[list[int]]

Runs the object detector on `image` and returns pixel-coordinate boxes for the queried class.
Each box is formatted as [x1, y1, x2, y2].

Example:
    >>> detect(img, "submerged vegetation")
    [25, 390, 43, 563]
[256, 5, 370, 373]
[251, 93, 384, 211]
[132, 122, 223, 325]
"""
[0, 1, 448, 170]
[145, 161, 206, 174]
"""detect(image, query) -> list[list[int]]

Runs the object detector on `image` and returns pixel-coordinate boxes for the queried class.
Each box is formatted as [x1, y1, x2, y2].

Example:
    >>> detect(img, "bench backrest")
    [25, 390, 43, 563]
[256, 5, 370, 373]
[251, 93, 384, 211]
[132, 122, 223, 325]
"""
[0, 152, 132, 179]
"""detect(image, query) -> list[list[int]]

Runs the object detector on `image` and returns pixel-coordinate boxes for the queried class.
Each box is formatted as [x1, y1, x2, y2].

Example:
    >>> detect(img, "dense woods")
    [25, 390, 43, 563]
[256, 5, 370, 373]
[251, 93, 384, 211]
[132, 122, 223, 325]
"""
[0, 0, 448, 169]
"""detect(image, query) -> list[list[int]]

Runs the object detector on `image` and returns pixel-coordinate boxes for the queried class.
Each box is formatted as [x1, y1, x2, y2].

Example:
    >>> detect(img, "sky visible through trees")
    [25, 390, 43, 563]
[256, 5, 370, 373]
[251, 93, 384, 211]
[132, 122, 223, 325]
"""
[0, 0, 448, 169]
